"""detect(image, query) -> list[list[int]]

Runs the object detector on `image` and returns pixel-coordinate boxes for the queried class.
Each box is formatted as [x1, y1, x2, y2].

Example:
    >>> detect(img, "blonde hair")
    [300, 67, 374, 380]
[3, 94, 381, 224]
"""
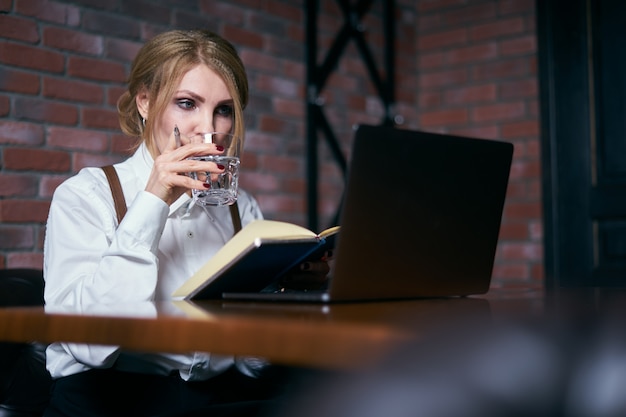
[117, 30, 248, 155]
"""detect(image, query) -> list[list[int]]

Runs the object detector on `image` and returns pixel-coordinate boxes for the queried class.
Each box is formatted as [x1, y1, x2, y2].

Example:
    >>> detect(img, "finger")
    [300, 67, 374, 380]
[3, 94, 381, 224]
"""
[147, 162, 207, 200]
[172, 172, 211, 191]
[184, 157, 226, 174]
[299, 261, 330, 274]
[172, 143, 225, 162]
[321, 250, 334, 261]
[162, 125, 180, 154]
[280, 270, 330, 290]
[174, 125, 181, 147]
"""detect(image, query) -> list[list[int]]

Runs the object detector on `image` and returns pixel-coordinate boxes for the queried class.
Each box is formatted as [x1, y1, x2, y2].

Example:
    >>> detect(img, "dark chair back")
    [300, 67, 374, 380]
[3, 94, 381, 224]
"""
[0, 268, 51, 417]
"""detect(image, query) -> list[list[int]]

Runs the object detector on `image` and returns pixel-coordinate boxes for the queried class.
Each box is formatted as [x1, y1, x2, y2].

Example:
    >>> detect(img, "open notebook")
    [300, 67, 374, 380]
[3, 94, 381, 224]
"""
[222, 124, 513, 302]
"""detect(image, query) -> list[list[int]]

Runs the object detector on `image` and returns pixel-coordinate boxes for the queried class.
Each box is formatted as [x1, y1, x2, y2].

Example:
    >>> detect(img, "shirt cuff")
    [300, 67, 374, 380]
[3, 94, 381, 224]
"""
[118, 191, 169, 254]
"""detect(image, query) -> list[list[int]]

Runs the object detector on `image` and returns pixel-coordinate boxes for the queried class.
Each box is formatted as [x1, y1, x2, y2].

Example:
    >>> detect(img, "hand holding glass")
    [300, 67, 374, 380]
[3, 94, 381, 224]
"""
[187, 132, 241, 206]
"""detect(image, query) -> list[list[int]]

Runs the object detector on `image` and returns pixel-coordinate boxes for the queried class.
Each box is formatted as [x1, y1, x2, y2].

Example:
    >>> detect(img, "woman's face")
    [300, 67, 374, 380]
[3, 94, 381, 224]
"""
[147, 64, 234, 155]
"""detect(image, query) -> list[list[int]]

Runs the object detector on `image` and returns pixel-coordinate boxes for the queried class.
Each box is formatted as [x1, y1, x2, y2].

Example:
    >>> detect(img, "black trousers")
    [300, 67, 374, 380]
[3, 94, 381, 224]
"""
[43, 365, 289, 417]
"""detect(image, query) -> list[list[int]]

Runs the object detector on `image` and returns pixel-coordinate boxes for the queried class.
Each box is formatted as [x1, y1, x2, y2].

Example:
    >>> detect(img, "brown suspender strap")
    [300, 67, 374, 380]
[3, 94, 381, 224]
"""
[229, 202, 242, 234]
[102, 165, 127, 224]
[102, 165, 242, 235]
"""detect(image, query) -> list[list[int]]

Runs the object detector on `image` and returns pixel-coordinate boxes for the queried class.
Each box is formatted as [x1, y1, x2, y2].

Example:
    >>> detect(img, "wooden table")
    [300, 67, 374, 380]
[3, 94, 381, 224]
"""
[0, 295, 513, 370]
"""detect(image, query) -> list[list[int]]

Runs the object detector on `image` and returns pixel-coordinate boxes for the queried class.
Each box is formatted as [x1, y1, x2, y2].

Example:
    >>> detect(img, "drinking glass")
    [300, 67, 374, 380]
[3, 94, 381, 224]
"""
[187, 132, 241, 206]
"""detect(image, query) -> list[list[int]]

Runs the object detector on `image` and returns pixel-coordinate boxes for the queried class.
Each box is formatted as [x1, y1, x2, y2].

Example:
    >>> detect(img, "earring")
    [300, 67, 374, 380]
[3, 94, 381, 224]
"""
[142, 117, 146, 127]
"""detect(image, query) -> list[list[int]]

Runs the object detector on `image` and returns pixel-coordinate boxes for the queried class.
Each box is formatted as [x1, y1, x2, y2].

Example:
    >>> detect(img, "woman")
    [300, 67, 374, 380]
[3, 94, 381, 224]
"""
[43, 29, 286, 416]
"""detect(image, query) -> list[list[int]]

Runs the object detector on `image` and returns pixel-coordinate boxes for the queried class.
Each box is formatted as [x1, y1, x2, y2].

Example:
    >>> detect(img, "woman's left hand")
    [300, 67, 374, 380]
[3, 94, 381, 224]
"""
[279, 251, 333, 291]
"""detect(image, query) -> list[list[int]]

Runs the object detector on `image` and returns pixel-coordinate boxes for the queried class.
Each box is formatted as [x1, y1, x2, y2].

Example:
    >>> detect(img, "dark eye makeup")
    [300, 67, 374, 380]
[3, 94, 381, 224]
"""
[173, 95, 233, 119]
[215, 104, 234, 118]
[176, 98, 196, 110]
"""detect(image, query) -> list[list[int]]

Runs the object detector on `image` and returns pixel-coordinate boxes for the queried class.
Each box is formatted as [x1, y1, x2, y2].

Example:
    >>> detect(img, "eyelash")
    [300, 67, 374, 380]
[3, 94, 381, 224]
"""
[176, 99, 233, 118]
[216, 104, 233, 118]
[176, 99, 195, 110]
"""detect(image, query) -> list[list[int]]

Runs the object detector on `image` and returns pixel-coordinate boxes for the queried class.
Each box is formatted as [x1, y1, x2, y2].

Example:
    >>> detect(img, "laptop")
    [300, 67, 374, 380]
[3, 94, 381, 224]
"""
[222, 124, 514, 302]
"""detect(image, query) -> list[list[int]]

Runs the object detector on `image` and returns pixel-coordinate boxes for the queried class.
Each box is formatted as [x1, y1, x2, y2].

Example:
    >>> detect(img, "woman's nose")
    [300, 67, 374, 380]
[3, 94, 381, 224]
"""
[198, 118, 215, 134]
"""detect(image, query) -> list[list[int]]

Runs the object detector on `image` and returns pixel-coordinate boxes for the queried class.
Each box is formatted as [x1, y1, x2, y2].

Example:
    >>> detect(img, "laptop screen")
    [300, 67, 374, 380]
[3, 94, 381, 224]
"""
[327, 124, 513, 301]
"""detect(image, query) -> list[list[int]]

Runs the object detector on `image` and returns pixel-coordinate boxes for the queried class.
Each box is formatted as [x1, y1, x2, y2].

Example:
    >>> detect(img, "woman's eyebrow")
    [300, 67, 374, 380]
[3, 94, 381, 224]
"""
[175, 90, 205, 103]
[216, 99, 234, 106]
[175, 92, 233, 107]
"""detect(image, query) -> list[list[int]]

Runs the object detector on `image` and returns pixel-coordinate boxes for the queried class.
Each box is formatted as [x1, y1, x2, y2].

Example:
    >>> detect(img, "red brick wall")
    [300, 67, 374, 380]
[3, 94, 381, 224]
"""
[0, 0, 541, 291]
[415, 0, 541, 290]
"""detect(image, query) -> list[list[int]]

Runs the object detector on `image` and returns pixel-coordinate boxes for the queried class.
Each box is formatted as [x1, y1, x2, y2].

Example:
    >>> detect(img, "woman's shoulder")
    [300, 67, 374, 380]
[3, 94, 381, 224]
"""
[55, 154, 141, 199]
[236, 188, 255, 202]
[234, 189, 264, 221]
[47, 167, 120, 229]
[49, 167, 118, 216]
[236, 189, 261, 209]
[54, 166, 109, 196]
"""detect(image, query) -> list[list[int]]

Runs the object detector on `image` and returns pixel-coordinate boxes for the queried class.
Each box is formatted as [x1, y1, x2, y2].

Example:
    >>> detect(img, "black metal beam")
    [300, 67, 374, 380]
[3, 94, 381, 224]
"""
[305, 0, 396, 231]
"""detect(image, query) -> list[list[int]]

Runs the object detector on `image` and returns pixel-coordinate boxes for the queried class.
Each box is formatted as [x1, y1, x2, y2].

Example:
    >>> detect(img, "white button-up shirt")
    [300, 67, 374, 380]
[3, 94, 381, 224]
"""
[43, 142, 263, 380]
